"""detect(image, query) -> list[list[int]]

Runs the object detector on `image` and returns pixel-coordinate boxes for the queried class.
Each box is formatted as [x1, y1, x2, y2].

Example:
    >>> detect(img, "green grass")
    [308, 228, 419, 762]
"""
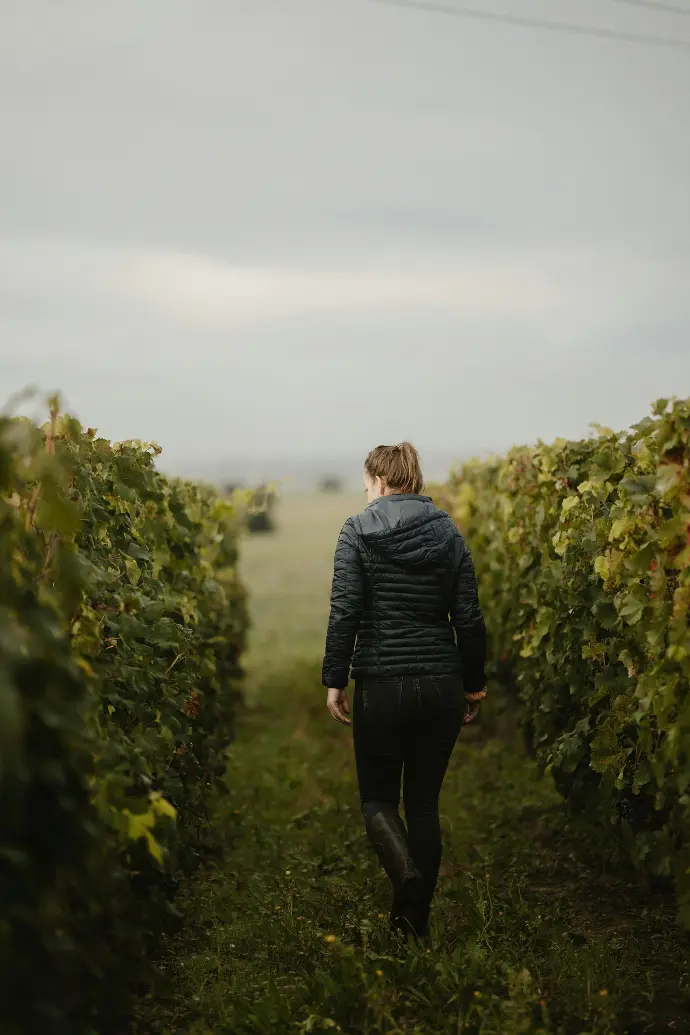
[133, 493, 690, 1035]
[240, 491, 364, 683]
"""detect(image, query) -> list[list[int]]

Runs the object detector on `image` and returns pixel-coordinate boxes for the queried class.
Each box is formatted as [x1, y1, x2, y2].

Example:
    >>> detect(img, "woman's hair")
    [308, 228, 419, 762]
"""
[364, 441, 424, 495]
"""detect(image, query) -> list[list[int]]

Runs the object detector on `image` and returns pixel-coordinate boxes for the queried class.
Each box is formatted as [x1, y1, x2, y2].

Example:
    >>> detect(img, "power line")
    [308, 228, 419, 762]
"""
[365, 0, 690, 49]
[608, 0, 690, 16]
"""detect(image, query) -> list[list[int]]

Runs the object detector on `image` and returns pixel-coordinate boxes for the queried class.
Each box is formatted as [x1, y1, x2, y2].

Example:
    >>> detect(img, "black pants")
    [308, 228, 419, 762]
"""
[352, 675, 465, 901]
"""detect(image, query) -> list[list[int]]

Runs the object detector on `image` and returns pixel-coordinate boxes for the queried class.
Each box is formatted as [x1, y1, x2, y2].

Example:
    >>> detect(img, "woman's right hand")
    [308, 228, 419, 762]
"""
[463, 701, 480, 724]
[463, 686, 486, 724]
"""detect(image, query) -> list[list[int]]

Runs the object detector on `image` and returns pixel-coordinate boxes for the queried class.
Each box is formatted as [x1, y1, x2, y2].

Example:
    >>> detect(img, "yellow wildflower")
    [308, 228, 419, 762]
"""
[324, 934, 337, 944]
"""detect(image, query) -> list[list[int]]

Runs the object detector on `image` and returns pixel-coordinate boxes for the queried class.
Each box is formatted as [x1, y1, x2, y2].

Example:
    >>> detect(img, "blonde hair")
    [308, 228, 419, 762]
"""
[364, 441, 424, 495]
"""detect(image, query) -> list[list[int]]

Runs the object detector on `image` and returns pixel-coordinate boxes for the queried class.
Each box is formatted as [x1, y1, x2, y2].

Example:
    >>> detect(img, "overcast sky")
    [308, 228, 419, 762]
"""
[1, 0, 689, 479]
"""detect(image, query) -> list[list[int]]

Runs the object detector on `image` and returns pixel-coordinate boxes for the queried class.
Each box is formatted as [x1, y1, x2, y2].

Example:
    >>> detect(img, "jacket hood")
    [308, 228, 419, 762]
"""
[355, 494, 456, 569]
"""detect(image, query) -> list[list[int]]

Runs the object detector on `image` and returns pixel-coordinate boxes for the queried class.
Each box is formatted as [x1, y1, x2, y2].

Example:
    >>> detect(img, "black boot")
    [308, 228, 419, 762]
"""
[411, 870, 437, 941]
[364, 809, 426, 938]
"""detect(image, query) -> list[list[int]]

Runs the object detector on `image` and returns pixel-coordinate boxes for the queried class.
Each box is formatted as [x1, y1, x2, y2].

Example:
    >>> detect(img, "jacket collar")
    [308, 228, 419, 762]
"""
[367, 493, 432, 508]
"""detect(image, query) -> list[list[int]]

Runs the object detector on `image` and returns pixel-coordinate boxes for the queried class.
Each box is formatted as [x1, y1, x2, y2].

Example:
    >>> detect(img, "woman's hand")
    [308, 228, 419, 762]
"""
[327, 688, 351, 725]
[463, 700, 480, 724]
[464, 686, 486, 724]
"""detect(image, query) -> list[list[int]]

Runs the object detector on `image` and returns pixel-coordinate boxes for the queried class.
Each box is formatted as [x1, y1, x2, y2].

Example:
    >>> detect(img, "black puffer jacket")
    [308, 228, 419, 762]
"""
[322, 494, 486, 692]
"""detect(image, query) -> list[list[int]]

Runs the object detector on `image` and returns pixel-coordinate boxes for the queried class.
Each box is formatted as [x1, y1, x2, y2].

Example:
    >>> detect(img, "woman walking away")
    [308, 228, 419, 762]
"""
[322, 442, 487, 940]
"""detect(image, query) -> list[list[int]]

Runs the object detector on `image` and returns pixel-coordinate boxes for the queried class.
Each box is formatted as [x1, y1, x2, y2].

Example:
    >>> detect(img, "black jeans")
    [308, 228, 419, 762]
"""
[352, 675, 465, 901]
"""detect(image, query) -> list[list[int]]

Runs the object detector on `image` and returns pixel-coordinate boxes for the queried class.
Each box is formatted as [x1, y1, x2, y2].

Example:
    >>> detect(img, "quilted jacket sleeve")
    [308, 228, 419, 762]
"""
[450, 534, 487, 695]
[322, 518, 364, 690]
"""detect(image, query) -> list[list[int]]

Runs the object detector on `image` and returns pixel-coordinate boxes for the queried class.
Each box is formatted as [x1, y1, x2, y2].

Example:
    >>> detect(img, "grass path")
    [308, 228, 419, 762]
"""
[134, 495, 690, 1035]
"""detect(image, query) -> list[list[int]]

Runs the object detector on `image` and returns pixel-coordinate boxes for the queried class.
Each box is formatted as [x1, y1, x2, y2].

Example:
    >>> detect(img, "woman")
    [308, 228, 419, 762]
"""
[322, 442, 487, 940]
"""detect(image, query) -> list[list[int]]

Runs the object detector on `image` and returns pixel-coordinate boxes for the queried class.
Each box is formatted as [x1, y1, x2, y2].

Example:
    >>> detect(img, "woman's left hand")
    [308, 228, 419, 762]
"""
[327, 688, 351, 725]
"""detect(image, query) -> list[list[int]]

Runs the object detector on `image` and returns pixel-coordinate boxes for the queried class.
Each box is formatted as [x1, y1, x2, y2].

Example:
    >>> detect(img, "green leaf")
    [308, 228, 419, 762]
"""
[150, 791, 176, 821]
[617, 595, 645, 625]
[619, 475, 657, 503]
[124, 557, 141, 586]
[609, 518, 630, 541]
[36, 492, 81, 538]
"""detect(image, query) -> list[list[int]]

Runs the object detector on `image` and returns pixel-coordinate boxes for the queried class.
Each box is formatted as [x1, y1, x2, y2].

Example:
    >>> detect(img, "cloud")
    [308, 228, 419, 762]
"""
[0, 237, 557, 331]
[1, 233, 688, 469]
[120, 247, 560, 326]
[2, 237, 688, 342]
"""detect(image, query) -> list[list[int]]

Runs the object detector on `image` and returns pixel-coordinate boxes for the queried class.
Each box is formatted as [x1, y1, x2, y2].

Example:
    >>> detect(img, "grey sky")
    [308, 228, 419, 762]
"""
[1, 0, 689, 481]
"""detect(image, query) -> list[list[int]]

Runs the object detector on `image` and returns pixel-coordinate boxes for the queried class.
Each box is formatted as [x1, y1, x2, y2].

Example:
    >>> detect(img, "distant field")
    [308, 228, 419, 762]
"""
[240, 491, 364, 683]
